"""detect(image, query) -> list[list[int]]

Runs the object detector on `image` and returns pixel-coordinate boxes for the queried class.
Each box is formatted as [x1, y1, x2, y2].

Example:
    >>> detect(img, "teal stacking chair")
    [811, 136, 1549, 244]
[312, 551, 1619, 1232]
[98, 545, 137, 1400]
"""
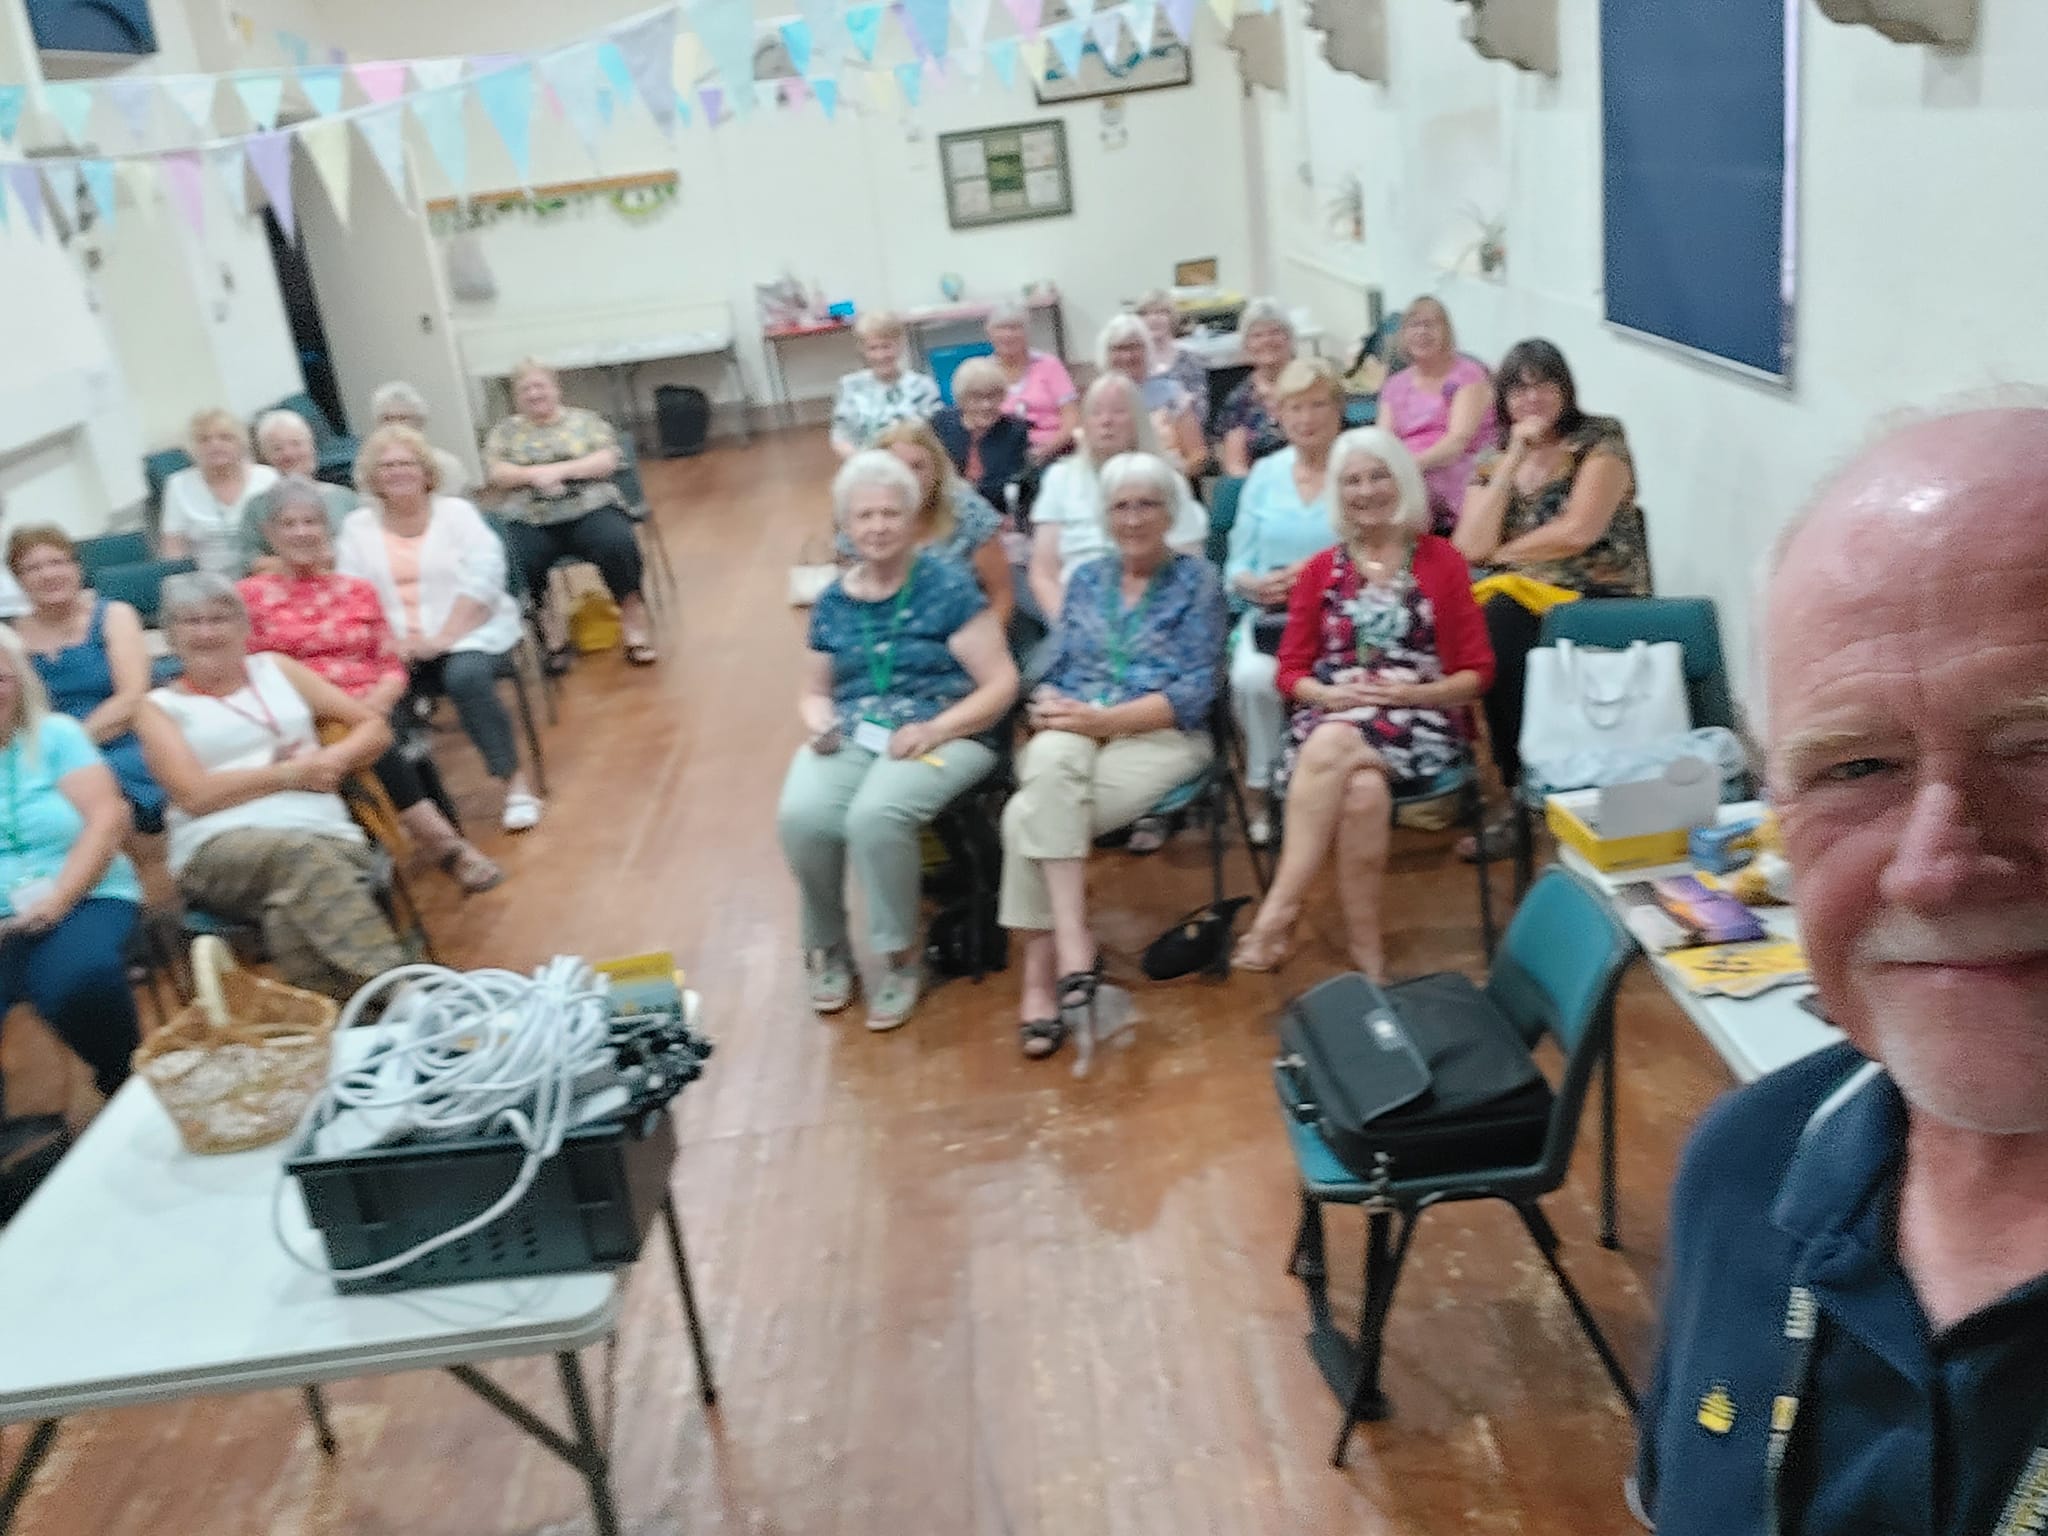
[75, 531, 152, 577]
[89, 558, 195, 627]
[1204, 475, 1246, 569]
[1276, 868, 1637, 1462]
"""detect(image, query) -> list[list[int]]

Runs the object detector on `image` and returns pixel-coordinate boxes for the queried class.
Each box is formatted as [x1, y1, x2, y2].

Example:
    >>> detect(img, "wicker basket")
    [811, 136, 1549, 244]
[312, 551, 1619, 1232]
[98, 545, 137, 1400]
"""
[134, 936, 339, 1155]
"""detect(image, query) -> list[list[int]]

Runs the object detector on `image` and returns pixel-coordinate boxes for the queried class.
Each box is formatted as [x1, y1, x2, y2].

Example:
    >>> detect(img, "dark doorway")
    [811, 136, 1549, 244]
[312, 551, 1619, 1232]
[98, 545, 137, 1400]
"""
[262, 209, 347, 431]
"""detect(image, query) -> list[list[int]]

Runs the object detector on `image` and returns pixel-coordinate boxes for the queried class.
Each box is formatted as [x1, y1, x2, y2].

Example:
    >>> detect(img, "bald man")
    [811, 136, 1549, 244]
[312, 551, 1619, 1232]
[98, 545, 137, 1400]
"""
[1633, 409, 2048, 1534]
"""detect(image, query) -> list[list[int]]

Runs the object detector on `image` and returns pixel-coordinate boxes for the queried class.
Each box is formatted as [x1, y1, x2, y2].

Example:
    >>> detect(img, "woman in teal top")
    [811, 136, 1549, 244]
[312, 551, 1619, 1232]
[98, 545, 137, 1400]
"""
[0, 625, 142, 1100]
[1224, 357, 1345, 840]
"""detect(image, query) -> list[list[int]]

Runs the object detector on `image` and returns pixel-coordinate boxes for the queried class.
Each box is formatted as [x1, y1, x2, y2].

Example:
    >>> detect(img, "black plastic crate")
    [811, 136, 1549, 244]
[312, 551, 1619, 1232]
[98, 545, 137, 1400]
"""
[287, 1108, 677, 1294]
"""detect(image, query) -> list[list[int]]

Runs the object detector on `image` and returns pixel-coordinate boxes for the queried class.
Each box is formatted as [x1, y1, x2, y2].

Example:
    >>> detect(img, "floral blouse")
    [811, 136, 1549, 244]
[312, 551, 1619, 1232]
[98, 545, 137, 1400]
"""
[1039, 553, 1227, 731]
[482, 406, 624, 526]
[238, 570, 404, 698]
[1214, 375, 1287, 465]
[808, 550, 986, 736]
[830, 368, 942, 450]
[1470, 415, 1651, 597]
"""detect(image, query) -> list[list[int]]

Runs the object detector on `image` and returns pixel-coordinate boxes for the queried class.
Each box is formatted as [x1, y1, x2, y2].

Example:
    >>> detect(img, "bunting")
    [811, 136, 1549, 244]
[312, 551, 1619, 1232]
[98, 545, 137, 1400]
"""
[412, 87, 469, 197]
[846, 3, 885, 62]
[1003, 0, 1044, 37]
[778, 18, 813, 76]
[9, 164, 45, 238]
[352, 61, 408, 105]
[296, 65, 344, 117]
[162, 75, 218, 133]
[80, 158, 116, 229]
[595, 41, 635, 106]
[1045, 18, 1086, 77]
[163, 152, 208, 237]
[1129, 0, 1159, 48]
[411, 58, 467, 93]
[43, 82, 95, 144]
[811, 75, 839, 118]
[246, 129, 295, 240]
[957, 0, 995, 50]
[614, 9, 681, 133]
[0, 85, 22, 147]
[988, 37, 1018, 87]
[894, 59, 924, 107]
[1161, 0, 1197, 43]
[1089, 8, 1126, 64]
[540, 45, 608, 161]
[691, 0, 759, 98]
[206, 142, 249, 220]
[356, 104, 409, 202]
[1019, 35, 1050, 82]
[299, 118, 353, 222]
[233, 72, 286, 131]
[903, 0, 952, 57]
[800, 0, 844, 70]
[40, 162, 78, 225]
[475, 63, 536, 181]
[698, 85, 725, 124]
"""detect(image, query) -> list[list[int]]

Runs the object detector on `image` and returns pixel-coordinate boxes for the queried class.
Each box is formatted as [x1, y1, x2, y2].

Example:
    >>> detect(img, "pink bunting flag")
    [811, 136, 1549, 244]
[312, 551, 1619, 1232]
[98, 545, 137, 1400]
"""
[782, 76, 812, 109]
[352, 61, 409, 104]
[245, 130, 296, 243]
[159, 151, 205, 237]
[1003, 0, 1043, 35]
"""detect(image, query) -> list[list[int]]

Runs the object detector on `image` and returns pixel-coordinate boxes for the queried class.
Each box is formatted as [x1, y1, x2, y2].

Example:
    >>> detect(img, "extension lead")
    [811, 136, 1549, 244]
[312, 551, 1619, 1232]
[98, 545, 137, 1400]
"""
[274, 958, 619, 1284]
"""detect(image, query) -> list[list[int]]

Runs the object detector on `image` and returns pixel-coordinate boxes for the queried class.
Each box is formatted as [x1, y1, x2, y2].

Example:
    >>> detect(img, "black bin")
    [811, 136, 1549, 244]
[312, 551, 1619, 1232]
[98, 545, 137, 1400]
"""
[654, 384, 712, 459]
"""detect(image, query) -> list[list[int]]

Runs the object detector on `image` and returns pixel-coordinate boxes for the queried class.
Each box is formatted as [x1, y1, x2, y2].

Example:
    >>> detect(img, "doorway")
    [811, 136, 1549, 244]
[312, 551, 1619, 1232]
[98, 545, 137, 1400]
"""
[262, 208, 348, 431]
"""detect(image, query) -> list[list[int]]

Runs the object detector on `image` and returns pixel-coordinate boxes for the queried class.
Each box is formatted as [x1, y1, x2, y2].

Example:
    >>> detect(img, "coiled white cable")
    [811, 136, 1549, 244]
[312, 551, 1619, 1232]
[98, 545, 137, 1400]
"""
[274, 958, 617, 1283]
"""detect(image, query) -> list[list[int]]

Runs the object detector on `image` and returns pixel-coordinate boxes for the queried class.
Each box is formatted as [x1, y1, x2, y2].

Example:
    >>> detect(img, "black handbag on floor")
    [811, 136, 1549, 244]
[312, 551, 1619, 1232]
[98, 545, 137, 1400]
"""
[1277, 972, 1553, 1182]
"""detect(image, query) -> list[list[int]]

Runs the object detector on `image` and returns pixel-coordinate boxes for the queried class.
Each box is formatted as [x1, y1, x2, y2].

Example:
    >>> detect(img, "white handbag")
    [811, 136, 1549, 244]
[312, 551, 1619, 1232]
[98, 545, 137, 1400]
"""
[1519, 638, 1691, 774]
[787, 537, 840, 607]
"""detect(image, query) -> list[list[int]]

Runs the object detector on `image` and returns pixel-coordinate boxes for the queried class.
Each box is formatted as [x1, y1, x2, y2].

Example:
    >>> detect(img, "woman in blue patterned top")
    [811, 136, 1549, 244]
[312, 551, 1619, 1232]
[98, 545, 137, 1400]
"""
[778, 451, 1018, 1032]
[1000, 452, 1227, 1061]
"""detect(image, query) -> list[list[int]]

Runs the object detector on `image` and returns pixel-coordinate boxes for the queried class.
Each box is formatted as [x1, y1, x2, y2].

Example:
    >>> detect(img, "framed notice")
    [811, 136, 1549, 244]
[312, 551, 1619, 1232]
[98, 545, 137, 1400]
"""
[940, 120, 1073, 230]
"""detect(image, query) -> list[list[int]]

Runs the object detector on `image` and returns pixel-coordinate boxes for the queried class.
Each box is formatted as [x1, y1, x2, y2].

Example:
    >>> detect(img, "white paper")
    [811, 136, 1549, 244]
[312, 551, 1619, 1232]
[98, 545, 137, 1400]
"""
[1596, 756, 1720, 840]
[946, 139, 987, 179]
[853, 718, 894, 754]
[1024, 168, 1063, 208]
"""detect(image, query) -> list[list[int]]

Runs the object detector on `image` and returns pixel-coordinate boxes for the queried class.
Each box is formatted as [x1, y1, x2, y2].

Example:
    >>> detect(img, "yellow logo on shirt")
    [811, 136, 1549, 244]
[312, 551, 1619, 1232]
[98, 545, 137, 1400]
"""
[1697, 1385, 1737, 1435]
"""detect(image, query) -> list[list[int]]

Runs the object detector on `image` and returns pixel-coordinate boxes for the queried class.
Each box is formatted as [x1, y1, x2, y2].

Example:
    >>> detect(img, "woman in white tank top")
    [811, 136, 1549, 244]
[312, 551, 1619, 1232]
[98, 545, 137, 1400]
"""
[135, 572, 412, 999]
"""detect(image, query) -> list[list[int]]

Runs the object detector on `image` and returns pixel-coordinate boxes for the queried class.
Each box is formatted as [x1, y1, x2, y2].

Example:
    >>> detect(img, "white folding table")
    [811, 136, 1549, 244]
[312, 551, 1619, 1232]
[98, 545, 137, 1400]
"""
[0, 1038, 715, 1536]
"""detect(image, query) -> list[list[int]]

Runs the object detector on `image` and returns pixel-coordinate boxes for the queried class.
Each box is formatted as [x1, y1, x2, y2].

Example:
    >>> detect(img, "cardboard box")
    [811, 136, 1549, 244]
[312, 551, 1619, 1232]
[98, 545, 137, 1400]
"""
[1547, 792, 1693, 871]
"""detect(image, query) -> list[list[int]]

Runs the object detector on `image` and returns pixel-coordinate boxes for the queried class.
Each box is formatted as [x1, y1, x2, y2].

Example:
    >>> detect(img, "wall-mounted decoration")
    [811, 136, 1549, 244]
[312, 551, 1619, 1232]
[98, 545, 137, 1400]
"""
[940, 119, 1072, 229]
[425, 172, 679, 236]
[1813, 0, 1976, 46]
[1306, 0, 1389, 83]
[1451, 0, 1559, 77]
[1034, 39, 1192, 103]
[1225, 11, 1286, 92]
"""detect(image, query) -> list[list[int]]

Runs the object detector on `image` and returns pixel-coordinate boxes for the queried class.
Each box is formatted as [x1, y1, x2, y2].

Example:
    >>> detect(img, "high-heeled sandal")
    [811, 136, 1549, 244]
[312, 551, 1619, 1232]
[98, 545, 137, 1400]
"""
[1021, 954, 1102, 1059]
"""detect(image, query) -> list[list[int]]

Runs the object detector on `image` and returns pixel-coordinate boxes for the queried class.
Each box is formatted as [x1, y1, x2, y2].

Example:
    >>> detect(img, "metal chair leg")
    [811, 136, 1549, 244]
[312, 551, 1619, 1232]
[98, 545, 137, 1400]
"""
[1599, 1033, 1621, 1250]
[0, 1420, 60, 1535]
[1515, 1203, 1636, 1411]
[1332, 1207, 1420, 1465]
[1469, 779, 1498, 958]
[555, 1353, 622, 1536]
[302, 1385, 339, 1456]
[658, 1194, 718, 1405]
[505, 670, 549, 798]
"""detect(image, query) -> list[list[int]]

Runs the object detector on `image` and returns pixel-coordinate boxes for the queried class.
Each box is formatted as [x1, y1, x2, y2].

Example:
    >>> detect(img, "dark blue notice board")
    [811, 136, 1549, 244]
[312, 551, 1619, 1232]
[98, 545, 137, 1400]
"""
[1601, 0, 1795, 381]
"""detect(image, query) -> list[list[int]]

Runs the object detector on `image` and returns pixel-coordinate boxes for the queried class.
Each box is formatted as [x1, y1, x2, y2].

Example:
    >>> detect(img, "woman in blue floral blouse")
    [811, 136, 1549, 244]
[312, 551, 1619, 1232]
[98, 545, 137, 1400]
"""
[999, 452, 1228, 1060]
[778, 452, 1018, 1032]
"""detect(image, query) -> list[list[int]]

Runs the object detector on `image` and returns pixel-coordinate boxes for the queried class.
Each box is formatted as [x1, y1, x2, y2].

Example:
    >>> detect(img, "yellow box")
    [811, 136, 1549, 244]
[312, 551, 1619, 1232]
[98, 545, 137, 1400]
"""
[1545, 791, 1692, 872]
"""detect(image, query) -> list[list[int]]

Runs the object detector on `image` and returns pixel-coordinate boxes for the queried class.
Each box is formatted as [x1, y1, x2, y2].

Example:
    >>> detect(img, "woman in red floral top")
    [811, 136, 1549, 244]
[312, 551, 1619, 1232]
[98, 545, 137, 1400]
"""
[238, 480, 502, 893]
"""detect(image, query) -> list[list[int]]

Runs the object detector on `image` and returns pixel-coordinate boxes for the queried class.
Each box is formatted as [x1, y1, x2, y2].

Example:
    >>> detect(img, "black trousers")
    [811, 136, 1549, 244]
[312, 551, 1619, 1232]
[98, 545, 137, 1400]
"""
[1480, 595, 1544, 791]
[505, 507, 644, 607]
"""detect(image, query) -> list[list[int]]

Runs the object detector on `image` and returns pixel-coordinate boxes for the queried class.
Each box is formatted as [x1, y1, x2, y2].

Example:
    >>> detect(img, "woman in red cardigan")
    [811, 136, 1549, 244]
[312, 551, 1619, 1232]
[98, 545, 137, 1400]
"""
[1232, 427, 1495, 980]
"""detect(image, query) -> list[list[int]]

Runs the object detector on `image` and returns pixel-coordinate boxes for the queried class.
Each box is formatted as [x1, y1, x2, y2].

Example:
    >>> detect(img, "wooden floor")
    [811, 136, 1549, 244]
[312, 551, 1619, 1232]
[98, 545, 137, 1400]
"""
[8, 430, 1737, 1536]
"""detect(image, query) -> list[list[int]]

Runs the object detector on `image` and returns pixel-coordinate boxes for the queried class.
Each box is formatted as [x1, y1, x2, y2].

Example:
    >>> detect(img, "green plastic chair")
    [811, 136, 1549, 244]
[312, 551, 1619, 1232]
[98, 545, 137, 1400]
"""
[75, 531, 151, 577]
[1276, 867, 1638, 1462]
[1204, 475, 1246, 569]
[89, 558, 195, 626]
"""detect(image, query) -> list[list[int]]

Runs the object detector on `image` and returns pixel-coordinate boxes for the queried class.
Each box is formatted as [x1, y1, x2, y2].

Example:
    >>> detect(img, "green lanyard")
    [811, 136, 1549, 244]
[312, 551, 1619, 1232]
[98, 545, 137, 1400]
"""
[857, 566, 917, 704]
[1103, 565, 1167, 691]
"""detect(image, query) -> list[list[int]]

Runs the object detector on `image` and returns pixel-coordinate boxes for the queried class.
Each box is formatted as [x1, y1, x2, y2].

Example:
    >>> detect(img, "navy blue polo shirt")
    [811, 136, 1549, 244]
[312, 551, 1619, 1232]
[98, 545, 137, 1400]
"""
[1636, 1041, 2048, 1535]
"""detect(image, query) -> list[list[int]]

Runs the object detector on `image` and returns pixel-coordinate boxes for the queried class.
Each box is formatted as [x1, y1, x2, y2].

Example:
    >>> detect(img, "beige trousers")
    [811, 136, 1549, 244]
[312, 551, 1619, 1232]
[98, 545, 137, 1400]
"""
[998, 727, 1213, 930]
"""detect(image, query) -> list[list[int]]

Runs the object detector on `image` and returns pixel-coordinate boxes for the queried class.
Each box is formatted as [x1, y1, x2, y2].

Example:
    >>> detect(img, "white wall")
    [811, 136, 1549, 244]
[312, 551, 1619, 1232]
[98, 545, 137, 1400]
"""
[1258, 0, 2048, 697]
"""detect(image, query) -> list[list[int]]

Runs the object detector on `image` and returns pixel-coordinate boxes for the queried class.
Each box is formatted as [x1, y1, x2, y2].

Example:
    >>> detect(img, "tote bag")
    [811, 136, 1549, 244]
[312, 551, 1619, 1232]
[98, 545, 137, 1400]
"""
[1519, 638, 1690, 775]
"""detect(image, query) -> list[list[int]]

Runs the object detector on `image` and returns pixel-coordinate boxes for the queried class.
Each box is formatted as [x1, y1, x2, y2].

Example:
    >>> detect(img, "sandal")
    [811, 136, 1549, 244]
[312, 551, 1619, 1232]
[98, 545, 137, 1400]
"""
[1019, 1016, 1068, 1059]
[1231, 923, 1295, 974]
[1126, 815, 1170, 855]
[624, 639, 658, 667]
[439, 844, 505, 895]
[1456, 810, 1527, 863]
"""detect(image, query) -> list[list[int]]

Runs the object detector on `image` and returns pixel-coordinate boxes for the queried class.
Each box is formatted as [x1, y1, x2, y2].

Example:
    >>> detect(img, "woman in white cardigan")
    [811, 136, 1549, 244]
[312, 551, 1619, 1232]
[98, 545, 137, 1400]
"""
[337, 425, 541, 832]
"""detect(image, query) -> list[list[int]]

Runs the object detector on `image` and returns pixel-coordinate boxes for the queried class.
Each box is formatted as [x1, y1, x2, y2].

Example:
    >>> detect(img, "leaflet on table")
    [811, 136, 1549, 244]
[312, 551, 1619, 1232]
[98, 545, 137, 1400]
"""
[1613, 875, 1767, 952]
[1662, 938, 1810, 1000]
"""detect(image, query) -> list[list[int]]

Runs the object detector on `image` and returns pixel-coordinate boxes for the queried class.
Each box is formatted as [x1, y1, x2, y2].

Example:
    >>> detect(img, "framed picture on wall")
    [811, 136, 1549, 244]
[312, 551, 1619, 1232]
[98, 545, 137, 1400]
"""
[1034, 36, 1193, 104]
[940, 120, 1074, 230]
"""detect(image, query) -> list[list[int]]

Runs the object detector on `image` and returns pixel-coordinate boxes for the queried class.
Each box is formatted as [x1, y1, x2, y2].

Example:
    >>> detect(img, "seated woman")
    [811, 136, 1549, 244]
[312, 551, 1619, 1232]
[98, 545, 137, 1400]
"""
[160, 407, 280, 577]
[1378, 297, 1498, 534]
[1451, 338, 1650, 857]
[1135, 287, 1210, 427]
[1213, 298, 1298, 477]
[0, 626, 144, 1101]
[1098, 313, 1206, 477]
[1001, 452, 1226, 1061]
[872, 418, 1015, 626]
[1231, 429, 1494, 980]
[339, 426, 542, 834]
[241, 479, 502, 892]
[482, 360, 654, 668]
[243, 409, 357, 568]
[930, 356, 1031, 513]
[371, 380, 473, 497]
[1027, 374, 1208, 625]
[829, 311, 942, 459]
[8, 527, 167, 834]
[1225, 357, 1346, 845]
[135, 573, 411, 1001]
[987, 302, 1079, 466]
[777, 451, 1017, 1032]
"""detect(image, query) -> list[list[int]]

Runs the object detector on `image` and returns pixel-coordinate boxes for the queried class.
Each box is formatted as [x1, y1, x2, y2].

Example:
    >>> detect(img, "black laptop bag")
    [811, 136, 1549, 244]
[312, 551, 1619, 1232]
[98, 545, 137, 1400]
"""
[1277, 972, 1554, 1182]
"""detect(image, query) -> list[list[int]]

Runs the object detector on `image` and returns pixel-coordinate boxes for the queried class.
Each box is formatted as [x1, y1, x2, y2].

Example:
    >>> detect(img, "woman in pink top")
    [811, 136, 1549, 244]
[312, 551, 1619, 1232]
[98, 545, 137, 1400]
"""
[1378, 296, 1498, 534]
[986, 301, 1079, 464]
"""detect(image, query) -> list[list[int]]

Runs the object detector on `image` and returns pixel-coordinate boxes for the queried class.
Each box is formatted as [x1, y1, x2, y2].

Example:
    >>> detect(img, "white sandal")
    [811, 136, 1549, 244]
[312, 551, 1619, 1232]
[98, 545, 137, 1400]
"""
[501, 791, 544, 833]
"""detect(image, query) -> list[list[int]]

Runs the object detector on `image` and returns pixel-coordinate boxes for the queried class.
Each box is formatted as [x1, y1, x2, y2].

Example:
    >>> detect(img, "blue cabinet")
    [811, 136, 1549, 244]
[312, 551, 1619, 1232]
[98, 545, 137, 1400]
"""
[28, 0, 157, 55]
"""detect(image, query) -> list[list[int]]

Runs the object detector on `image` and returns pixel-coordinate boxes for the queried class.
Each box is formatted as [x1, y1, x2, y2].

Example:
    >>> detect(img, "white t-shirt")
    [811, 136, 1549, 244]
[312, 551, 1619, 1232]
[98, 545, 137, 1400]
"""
[148, 652, 363, 873]
[1034, 457, 1210, 587]
[161, 463, 280, 577]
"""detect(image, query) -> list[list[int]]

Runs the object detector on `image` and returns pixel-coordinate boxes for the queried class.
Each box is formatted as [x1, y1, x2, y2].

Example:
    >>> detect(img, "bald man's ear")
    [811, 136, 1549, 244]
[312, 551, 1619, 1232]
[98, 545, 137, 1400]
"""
[1813, 0, 1978, 46]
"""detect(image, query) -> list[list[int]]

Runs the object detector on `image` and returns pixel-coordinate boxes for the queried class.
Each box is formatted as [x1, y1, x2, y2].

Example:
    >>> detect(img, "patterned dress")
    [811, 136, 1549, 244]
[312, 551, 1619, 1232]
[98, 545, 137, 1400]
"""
[1278, 547, 1465, 793]
[1469, 416, 1651, 596]
[1214, 376, 1287, 466]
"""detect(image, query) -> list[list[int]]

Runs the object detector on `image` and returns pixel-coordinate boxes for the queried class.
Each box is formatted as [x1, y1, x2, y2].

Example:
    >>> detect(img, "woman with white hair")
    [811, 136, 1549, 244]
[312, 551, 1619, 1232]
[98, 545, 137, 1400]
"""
[0, 624, 142, 1099]
[829, 311, 942, 459]
[160, 407, 279, 577]
[1097, 312, 1206, 476]
[135, 571, 410, 1000]
[986, 301, 1079, 464]
[1001, 452, 1227, 1061]
[371, 380, 471, 496]
[1134, 288, 1209, 425]
[930, 354, 1031, 510]
[1213, 297, 1299, 477]
[777, 450, 1017, 1032]
[1027, 373, 1208, 625]
[243, 408, 356, 568]
[1230, 428, 1494, 979]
